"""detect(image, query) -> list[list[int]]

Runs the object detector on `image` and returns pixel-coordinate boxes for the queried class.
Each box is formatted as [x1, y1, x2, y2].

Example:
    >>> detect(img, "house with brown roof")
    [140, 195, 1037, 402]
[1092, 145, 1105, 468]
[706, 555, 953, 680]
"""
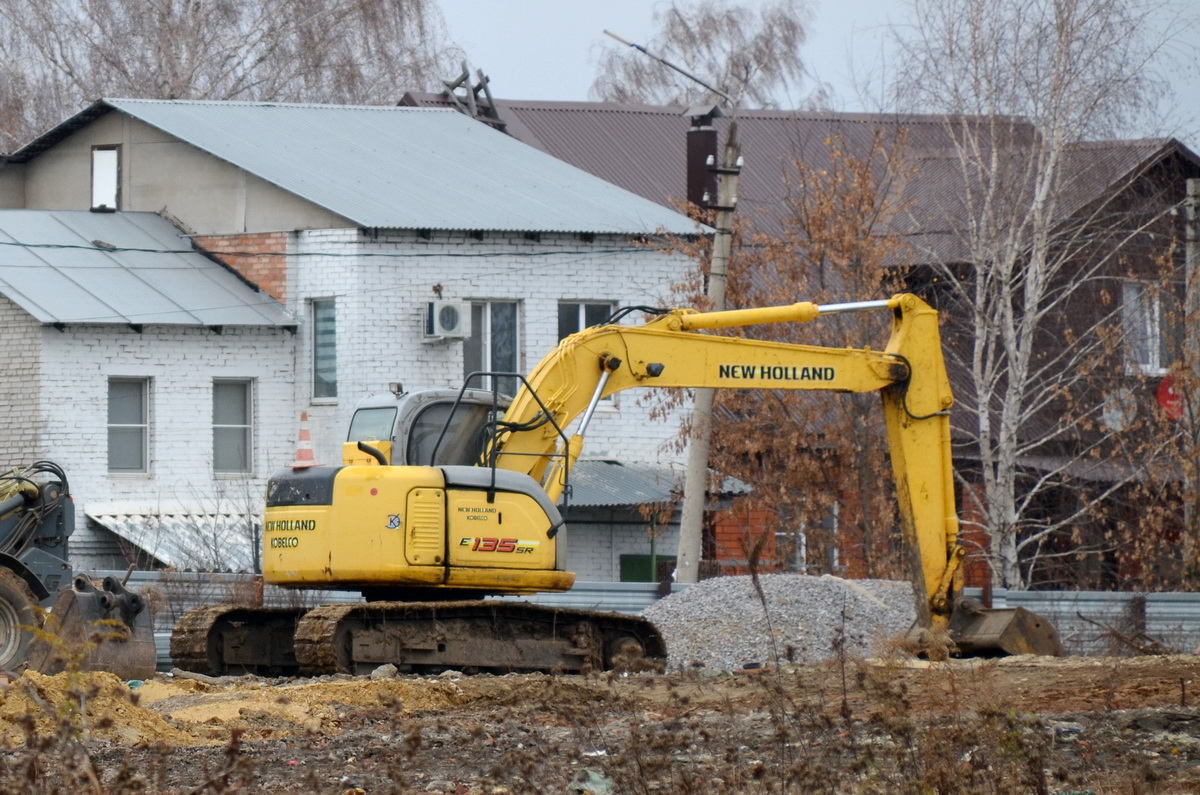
[400, 89, 1200, 589]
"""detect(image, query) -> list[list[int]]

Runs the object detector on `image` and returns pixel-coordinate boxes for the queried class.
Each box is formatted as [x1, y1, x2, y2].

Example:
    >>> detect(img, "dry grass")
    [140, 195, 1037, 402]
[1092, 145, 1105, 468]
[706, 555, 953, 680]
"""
[2, 632, 1192, 793]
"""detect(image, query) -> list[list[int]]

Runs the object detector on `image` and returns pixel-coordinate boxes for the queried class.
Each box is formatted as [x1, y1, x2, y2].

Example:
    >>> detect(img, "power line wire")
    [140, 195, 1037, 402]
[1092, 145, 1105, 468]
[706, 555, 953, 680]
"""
[0, 238, 661, 259]
[0, 246, 687, 326]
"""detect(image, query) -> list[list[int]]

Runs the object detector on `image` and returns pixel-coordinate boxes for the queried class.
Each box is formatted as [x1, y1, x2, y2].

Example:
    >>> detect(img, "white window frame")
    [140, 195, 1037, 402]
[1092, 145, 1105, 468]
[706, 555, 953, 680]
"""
[312, 298, 337, 401]
[108, 377, 149, 474]
[465, 301, 520, 395]
[1122, 281, 1167, 376]
[774, 527, 808, 573]
[213, 379, 255, 475]
[91, 146, 120, 210]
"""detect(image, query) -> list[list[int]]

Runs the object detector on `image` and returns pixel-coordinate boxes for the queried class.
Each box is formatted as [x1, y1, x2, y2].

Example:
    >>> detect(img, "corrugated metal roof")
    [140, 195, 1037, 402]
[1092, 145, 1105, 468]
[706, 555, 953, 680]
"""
[566, 459, 681, 508]
[88, 513, 258, 573]
[85, 99, 697, 235]
[402, 93, 1200, 262]
[402, 94, 979, 242]
[565, 459, 749, 508]
[0, 210, 293, 326]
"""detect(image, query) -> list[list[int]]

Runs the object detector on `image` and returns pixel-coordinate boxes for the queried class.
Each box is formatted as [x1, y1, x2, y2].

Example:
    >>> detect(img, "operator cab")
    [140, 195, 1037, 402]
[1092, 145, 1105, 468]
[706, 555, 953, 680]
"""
[347, 386, 511, 467]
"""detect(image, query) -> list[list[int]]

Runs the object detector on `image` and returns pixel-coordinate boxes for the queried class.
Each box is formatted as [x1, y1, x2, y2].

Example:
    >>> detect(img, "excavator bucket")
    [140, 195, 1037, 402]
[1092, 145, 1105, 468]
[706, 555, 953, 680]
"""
[28, 574, 158, 680]
[946, 598, 1064, 657]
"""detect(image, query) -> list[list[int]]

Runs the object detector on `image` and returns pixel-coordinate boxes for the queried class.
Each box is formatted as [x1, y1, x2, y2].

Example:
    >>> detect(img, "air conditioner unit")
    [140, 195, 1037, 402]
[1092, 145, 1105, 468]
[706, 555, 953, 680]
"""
[424, 301, 471, 339]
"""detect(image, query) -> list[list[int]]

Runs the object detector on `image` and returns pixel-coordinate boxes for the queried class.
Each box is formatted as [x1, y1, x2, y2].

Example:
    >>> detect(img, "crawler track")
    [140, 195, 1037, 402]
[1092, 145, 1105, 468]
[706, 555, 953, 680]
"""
[170, 605, 306, 676]
[172, 601, 665, 677]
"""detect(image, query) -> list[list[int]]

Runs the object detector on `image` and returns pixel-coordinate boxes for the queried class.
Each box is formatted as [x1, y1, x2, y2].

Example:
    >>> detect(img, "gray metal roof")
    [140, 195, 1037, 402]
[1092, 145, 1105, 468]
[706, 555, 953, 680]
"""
[564, 459, 749, 508]
[88, 512, 258, 573]
[566, 459, 680, 508]
[95, 99, 699, 235]
[0, 210, 293, 327]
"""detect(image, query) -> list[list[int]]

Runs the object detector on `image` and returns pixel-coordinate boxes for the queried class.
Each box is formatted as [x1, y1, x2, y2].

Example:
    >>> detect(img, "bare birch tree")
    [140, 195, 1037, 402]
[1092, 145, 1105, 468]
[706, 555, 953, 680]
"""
[591, 0, 824, 109]
[888, 0, 1187, 589]
[0, 0, 460, 149]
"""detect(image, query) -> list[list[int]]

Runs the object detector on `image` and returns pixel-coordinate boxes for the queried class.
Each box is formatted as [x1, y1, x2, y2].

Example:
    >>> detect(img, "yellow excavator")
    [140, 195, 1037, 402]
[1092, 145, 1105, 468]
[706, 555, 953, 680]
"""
[171, 293, 1061, 676]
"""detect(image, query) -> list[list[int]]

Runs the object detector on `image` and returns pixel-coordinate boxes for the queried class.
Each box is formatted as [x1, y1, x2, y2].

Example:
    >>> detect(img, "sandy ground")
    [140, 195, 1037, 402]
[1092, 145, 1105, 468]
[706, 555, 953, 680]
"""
[3, 654, 1200, 793]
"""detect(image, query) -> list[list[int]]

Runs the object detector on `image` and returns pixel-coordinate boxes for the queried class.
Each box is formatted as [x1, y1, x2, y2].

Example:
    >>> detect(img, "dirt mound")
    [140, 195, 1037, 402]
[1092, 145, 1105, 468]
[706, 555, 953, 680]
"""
[137, 674, 478, 743]
[1, 669, 615, 753]
[0, 671, 196, 747]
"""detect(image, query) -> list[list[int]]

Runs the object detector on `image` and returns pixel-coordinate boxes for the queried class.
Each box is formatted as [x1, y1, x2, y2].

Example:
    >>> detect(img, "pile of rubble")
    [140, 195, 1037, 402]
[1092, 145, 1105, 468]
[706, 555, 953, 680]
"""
[642, 574, 917, 671]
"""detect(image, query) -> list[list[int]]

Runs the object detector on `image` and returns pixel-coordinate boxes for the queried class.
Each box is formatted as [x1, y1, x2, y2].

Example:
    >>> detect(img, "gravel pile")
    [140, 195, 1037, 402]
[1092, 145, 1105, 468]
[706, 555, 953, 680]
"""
[642, 574, 917, 671]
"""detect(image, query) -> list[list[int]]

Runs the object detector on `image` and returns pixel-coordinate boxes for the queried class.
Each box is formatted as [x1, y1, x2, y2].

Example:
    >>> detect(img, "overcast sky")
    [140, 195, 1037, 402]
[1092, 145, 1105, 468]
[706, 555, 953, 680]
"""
[439, 0, 1200, 144]
[439, 0, 890, 109]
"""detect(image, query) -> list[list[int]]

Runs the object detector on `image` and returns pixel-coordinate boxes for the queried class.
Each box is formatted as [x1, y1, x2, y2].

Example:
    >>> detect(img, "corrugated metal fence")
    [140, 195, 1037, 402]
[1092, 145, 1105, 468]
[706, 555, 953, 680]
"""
[964, 588, 1200, 657]
[92, 572, 1200, 670]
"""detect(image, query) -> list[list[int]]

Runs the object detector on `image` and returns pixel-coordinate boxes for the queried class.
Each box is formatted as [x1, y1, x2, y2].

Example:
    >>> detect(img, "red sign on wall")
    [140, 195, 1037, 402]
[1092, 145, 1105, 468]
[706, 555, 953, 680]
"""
[1158, 374, 1183, 421]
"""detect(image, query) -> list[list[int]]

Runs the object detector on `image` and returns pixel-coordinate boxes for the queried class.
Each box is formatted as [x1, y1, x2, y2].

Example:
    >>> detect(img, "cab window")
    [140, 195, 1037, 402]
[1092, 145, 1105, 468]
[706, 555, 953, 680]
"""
[347, 407, 396, 444]
[408, 403, 495, 466]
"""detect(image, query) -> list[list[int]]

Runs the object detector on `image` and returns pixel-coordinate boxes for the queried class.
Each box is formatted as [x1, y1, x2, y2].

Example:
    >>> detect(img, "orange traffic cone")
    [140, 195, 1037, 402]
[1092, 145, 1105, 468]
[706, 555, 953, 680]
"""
[291, 411, 319, 469]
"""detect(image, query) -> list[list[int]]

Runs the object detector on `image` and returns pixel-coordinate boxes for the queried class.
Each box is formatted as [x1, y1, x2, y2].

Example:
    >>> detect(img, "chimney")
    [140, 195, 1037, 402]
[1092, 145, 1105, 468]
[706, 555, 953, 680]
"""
[684, 105, 724, 208]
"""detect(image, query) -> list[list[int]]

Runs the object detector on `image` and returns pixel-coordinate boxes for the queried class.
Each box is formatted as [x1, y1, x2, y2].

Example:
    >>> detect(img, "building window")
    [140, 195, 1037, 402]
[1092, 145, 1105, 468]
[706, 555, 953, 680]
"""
[1123, 281, 1179, 375]
[774, 528, 808, 573]
[213, 380, 253, 473]
[92, 147, 120, 210]
[108, 378, 148, 472]
[312, 298, 337, 399]
[558, 301, 613, 341]
[464, 301, 519, 396]
[559, 301, 615, 401]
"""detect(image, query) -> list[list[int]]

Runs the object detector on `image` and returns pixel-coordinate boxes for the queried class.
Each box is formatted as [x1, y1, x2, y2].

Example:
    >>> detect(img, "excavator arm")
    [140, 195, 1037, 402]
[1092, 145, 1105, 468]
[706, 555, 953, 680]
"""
[493, 294, 1060, 654]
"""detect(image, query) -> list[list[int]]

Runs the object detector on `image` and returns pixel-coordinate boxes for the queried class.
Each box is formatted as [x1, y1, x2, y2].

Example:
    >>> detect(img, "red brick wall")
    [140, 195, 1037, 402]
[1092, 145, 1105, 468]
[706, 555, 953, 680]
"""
[192, 232, 289, 303]
[828, 488, 877, 580]
[709, 481, 998, 589]
[711, 502, 781, 575]
[957, 480, 993, 589]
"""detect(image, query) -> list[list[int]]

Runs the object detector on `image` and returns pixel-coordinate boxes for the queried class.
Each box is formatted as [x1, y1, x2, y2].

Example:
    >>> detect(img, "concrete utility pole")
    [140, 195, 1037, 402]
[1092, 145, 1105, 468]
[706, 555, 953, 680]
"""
[675, 124, 741, 584]
[1184, 178, 1199, 567]
[601, 29, 743, 584]
[1187, 179, 1198, 363]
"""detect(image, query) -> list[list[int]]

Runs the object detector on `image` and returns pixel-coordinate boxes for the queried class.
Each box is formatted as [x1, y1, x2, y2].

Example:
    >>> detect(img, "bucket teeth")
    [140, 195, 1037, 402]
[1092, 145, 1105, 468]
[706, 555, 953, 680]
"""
[906, 598, 1063, 658]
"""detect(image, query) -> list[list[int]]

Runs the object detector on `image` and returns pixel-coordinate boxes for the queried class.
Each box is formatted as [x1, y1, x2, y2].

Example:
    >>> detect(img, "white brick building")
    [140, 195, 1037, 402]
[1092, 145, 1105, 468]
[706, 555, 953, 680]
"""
[291, 228, 690, 467]
[0, 99, 701, 580]
[0, 210, 294, 570]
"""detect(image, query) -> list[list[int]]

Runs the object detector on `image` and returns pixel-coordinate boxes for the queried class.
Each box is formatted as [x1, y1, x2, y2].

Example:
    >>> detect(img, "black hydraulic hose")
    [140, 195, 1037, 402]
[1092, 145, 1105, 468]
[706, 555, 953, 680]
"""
[31, 460, 70, 497]
[497, 411, 553, 433]
[605, 305, 670, 325]
[889, 354, 950, 421]
[0, 460, 72, 559]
